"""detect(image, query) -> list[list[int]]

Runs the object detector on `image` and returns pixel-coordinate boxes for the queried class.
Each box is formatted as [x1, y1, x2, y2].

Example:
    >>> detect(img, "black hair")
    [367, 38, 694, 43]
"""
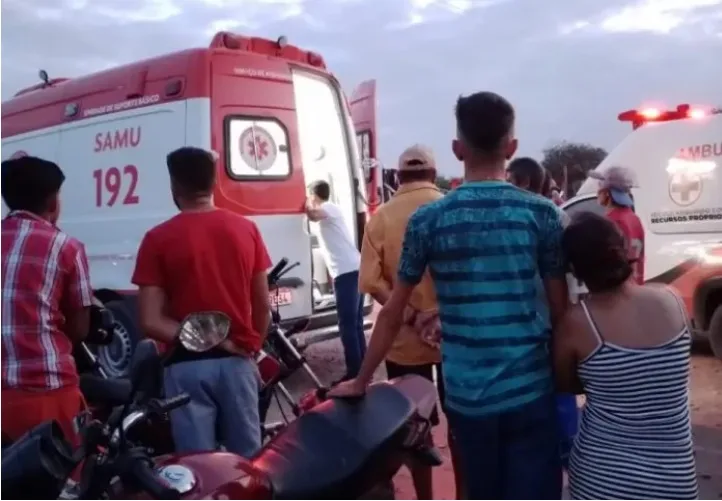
[562, 212, 633, 292]
[397, 164, 436, 184]
[166, 147, 216, 196]
[455, 91, 515, 157]
[309, 180, 330, 201]
[1, 156, 65, 214]
[507, 157, 545, 194]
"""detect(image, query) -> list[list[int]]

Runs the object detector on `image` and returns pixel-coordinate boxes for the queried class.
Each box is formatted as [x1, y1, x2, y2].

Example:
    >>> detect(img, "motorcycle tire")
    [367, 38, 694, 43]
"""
[709, 305, 722, 360]
[95, 299, 142, 378]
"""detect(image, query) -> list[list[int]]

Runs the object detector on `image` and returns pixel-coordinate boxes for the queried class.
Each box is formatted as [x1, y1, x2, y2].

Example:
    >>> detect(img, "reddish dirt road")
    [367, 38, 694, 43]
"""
[275, 336, 722, 499]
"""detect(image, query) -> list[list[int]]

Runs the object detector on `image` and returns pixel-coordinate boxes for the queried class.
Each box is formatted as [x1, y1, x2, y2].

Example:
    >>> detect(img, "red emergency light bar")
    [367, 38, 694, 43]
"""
[618, 104, 707, 130]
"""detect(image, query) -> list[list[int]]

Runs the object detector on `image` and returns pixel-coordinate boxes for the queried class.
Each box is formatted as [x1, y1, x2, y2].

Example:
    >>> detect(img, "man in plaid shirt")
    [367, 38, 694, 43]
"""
[1, 156, 93, 445]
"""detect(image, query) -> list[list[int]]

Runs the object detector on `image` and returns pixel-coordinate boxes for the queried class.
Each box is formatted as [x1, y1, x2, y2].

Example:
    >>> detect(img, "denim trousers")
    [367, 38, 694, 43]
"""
[333, 270, 367, 378]
[446, 393, 563, 500]
[164, 356, 261, 457]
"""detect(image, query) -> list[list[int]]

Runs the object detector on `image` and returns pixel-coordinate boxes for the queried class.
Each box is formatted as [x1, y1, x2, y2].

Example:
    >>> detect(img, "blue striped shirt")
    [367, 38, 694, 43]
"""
[398, 181, 565, 416]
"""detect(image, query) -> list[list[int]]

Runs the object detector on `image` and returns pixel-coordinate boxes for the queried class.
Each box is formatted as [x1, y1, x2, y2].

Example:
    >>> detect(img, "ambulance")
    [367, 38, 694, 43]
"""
[1, 32, 384, 377]
[563, 104, 722, 359]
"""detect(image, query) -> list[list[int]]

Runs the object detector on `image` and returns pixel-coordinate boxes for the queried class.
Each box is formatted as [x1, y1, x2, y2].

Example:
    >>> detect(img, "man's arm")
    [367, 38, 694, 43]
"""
[305, 199, 328, 222]
[358, 217, 392, 305]
[250, 223, 272, 341]
[131, 233, 179, 344]
[551, 311, 584, 394]
[62, 241, 94, 343]
[539, 205, 569, 327]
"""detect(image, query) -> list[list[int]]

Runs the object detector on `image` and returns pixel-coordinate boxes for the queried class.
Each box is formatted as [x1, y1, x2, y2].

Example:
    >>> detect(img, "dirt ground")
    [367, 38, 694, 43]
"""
[273, 335, 722, 499]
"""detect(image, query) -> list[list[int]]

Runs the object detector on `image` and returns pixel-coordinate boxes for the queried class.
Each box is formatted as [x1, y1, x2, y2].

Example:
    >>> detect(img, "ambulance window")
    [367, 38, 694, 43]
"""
[225, 118, 291, 179]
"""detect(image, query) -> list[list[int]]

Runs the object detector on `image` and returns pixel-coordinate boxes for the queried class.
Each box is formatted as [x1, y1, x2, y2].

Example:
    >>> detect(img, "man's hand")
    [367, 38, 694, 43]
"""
[414, 310, 441, 349]
[328, 378, 367, 399]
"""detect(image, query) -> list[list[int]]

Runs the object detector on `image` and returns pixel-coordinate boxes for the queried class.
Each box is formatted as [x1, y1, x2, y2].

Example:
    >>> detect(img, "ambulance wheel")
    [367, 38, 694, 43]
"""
[96, 299, 141, 378]
[709, 305, 722, 361]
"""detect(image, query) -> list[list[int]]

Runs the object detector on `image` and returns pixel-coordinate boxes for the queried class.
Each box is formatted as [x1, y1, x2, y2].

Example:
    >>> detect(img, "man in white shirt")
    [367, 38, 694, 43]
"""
[306, 180, 366, 379]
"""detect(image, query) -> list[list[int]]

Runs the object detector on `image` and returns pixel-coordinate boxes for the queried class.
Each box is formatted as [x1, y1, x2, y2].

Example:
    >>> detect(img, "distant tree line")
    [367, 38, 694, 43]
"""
[435, 141, 608, 198]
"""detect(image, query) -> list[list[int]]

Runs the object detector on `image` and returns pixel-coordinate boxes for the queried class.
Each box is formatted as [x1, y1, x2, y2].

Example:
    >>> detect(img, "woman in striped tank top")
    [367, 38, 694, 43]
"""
[553, 212, 698, 500]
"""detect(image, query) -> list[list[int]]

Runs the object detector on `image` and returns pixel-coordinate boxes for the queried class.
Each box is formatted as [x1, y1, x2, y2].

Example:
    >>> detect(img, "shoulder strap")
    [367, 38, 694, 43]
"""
[580, 300, 605, 344]
[666, 287, 693, 333]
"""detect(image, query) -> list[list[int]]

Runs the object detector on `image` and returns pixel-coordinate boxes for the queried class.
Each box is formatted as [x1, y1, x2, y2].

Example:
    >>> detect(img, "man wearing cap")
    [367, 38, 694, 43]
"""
[358, 145, 451, 499]
[590, 166, 645, 284]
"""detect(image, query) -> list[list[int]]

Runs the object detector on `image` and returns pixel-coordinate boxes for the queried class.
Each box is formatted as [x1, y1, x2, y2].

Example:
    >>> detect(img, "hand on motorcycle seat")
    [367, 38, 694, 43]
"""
[327, 378, 366, 402]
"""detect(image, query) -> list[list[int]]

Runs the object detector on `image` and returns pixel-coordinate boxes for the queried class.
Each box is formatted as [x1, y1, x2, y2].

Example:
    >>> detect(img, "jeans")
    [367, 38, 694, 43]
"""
[333, 270, 366, 378]
[447, 394, 563, 500]
[164, 357, 261, 457]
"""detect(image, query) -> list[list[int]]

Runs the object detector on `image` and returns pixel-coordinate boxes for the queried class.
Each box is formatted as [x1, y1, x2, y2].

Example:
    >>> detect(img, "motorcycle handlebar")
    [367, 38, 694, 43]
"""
[127, 456, 181, 500]
[267, 258, 289, 286]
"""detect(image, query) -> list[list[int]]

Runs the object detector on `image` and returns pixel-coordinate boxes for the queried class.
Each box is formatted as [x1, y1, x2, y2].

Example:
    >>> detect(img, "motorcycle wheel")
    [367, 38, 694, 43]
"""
[94, 300, 141, 378]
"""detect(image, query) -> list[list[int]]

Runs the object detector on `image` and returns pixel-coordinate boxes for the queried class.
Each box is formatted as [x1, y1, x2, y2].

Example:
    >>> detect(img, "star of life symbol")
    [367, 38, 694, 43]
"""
[239, 126, 277, 172]
[668, 172, 702, 207]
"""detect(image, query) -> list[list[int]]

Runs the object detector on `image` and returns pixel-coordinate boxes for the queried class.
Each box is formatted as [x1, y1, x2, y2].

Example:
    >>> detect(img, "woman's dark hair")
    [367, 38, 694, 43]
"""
[1, 156, 65, 214]
[562, 212, 633, 292]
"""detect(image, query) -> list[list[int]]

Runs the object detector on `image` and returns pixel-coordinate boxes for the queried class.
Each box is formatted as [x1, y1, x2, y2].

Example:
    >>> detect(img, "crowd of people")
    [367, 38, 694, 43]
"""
[0, 90, 698, 500]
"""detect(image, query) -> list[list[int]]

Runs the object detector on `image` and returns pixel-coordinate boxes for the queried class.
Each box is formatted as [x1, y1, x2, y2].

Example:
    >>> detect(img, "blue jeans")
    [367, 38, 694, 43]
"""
[447, 394, 563, 500]
[164, 357, 261, 457]
[334, 270, 366, 378]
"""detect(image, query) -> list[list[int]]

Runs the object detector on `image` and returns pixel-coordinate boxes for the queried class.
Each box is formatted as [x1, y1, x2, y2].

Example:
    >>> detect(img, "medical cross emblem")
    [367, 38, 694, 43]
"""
[238, 126, 277, 173]
[668, 172, 702, 207]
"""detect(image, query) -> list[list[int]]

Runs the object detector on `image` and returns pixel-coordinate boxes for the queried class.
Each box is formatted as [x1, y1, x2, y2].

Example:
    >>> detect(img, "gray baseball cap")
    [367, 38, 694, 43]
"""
[589, 166, 638, 207]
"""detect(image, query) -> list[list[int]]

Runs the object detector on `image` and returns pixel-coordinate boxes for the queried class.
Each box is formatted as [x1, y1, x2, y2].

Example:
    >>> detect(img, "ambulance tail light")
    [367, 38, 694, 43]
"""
[618, 104, 710, 129]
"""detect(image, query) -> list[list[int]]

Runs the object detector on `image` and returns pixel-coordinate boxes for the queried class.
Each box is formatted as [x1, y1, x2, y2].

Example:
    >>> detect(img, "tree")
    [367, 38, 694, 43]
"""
[541, 142, 608, 198]
[435, 176, 452, 191]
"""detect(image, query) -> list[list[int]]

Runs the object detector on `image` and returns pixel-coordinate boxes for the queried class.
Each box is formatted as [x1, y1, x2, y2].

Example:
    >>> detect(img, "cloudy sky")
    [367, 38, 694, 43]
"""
[2, 0, 721, 176]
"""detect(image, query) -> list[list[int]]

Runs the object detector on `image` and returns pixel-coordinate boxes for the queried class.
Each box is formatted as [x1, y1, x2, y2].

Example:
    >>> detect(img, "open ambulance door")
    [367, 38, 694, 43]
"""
[349, 80, 380, 216]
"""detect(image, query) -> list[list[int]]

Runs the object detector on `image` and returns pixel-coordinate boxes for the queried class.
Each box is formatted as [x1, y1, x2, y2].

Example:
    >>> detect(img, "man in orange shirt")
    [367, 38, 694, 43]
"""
[1, 156, 93, 446]
[359, 145, 455, 499]
[132, 147, 271, 457]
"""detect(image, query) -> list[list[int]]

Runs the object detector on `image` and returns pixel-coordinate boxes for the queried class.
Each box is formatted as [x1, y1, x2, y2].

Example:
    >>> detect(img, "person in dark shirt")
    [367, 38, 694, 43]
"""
[132, 147, 271, 457]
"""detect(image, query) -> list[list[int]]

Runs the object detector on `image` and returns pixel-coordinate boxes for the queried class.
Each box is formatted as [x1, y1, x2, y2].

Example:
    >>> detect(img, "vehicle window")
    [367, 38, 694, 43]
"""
[563, 195, 605, 219]
[226, 118, 291, 179]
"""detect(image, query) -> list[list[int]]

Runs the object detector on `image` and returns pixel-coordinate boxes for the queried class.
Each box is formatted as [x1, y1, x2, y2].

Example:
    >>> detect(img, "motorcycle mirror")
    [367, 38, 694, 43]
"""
[177, 312, 231, 352]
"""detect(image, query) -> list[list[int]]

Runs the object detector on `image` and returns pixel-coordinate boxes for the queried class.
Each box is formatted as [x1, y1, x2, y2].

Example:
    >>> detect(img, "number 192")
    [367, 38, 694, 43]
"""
[93, 165, 140, 207]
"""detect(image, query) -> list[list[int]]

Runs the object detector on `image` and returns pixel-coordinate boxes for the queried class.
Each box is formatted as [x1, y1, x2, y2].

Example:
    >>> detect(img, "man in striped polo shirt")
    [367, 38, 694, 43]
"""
[331, 91, 569, 499]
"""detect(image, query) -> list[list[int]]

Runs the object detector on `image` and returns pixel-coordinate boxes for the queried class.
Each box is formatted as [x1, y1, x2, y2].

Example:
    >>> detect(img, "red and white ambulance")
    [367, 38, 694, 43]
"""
[563, 104, 722, 359]
[1, 32, 383, 376]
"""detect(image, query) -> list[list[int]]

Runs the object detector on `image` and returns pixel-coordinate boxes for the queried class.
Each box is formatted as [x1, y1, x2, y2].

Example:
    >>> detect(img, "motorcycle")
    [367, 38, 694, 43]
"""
[2, 312, 442, 500]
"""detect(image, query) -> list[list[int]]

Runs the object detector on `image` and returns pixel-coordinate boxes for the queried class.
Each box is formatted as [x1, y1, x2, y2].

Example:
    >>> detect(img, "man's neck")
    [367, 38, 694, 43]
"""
[178, 196, 214, 213]
[464, 162, 507, 182]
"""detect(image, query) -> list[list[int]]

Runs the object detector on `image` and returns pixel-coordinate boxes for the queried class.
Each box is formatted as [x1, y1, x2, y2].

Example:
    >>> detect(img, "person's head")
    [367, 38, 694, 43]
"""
[166, 147, 217, 209]
[452, 91, 517, 170]
[308, 179, 331, 203]
[1, 156, 65, 223]
[507, 157, 544, 193]
[397, 144, 437, 185]
[589, 165, 637, 209]
[563, 212, 634, 293]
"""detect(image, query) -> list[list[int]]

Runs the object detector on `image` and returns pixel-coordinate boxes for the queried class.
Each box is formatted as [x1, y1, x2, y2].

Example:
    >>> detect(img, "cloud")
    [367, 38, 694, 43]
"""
[2, 0, 721, 175]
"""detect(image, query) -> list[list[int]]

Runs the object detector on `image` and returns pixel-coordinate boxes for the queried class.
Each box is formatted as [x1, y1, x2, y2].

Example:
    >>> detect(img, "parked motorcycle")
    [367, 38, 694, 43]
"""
[2, 312, 442, 500]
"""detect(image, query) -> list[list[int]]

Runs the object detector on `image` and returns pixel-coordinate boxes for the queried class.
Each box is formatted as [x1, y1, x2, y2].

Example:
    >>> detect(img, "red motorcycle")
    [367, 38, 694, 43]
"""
[2, 312, 441, 500]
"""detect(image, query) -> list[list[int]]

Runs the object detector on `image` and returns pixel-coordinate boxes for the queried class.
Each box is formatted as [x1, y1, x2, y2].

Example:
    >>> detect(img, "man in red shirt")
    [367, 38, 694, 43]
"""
[590, 166, 645, 284]
[132, 147, 271, 457]
[1, 156, 93, 445]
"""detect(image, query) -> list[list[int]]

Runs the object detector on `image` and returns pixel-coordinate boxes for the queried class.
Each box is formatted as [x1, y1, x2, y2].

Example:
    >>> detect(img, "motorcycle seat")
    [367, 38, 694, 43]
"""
[79, 375, 132, 407]
[252, 380, 415, 499]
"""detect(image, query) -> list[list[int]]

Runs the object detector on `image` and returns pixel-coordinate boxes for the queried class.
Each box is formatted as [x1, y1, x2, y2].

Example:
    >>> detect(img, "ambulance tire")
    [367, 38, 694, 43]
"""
[96, 299, 142, 378]
[709, 305, 722, 361]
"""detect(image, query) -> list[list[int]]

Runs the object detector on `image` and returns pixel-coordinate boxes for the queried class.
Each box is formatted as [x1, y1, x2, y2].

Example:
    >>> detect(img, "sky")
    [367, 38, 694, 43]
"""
[2, 0, 721, 176]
